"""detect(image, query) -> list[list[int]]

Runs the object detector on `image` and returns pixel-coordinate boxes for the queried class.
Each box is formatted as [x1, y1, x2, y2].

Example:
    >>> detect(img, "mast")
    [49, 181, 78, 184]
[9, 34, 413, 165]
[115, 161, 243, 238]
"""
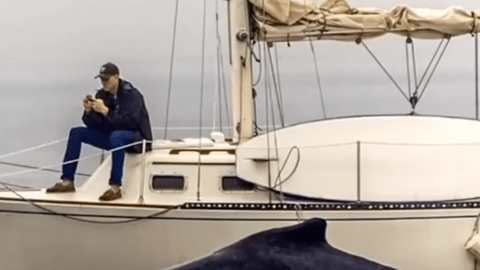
[229, 0, 253, 143]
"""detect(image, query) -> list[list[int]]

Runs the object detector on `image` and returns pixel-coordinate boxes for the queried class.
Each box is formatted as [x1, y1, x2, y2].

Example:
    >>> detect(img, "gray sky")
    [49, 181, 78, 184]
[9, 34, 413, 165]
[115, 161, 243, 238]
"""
[1, 0, 480, 185]
[1, 0, 478, 82]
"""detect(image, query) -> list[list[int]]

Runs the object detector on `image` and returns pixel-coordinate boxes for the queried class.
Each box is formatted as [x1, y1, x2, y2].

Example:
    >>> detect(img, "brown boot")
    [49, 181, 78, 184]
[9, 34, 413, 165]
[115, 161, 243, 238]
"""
[46, 182, 75, 193]
[99, 188, 122, 201]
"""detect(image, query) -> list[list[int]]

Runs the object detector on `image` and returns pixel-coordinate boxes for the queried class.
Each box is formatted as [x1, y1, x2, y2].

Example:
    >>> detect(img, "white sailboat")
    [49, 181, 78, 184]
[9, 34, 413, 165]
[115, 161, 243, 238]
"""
[2, 0, 480, 269]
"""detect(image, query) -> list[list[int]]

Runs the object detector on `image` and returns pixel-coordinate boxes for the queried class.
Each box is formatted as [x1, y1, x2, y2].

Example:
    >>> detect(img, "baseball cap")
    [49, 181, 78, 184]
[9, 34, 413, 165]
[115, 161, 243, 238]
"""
[94, 62, 119, 79]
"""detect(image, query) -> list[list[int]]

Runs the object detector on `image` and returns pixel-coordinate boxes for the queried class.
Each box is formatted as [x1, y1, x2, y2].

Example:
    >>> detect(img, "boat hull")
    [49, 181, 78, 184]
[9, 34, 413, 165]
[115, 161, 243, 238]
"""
[0, 199, 478, 270]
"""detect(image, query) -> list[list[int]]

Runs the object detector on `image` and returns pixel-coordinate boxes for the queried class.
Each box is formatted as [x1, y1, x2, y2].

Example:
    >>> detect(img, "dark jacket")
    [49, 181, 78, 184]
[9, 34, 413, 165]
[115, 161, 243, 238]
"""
[82, 79, 153, 153]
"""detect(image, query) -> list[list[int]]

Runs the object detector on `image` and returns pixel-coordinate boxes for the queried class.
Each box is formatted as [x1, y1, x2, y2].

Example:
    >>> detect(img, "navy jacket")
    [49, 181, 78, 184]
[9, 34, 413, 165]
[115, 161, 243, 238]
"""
[82, 79, 153, 153]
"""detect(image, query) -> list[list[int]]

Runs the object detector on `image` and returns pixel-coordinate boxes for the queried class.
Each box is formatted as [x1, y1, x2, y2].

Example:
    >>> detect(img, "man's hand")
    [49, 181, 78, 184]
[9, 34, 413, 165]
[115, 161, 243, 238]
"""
[91, 98, 109, 116]
[83, 97, 93, 113]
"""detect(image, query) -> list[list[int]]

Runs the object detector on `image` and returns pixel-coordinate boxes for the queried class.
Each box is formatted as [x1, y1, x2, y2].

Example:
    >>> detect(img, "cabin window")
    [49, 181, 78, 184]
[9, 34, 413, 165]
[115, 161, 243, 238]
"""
[152, 175, 185, 190]
[222, 176, 256, 191]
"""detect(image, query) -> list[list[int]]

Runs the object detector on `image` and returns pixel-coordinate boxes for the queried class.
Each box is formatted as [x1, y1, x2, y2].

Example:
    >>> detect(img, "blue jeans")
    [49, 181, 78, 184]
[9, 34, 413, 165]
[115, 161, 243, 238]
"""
[61, 127, 136, 186]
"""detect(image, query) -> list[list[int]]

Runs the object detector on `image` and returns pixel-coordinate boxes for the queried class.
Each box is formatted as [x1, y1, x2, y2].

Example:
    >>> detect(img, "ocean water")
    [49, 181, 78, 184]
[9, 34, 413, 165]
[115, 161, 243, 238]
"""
[1, 0, 479, 188]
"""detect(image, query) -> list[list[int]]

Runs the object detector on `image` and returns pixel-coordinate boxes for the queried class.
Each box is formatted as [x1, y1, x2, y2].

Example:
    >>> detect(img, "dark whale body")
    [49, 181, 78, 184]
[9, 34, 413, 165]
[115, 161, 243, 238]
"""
[170, 218, 397, 270]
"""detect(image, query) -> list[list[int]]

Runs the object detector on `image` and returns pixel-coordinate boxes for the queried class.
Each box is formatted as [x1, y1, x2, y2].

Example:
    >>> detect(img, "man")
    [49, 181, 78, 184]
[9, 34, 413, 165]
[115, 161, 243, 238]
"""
[46, 62, 153, 201]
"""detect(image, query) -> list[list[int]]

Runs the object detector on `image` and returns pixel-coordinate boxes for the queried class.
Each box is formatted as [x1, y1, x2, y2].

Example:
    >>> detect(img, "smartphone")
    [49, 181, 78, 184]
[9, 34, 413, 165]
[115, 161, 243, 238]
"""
[86, 95, 95, 102]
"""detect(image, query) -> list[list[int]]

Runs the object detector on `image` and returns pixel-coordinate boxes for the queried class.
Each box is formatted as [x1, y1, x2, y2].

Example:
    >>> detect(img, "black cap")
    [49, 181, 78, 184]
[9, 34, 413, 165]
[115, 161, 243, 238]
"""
[94, 62, 119, 79]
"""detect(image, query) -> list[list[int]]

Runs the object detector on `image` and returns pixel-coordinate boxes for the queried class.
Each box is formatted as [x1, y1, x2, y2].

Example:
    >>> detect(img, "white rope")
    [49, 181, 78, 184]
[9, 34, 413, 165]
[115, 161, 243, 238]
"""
[0, 138, 67, 160]
[0, 152, 104, 179]
[0, 140, 148, 179]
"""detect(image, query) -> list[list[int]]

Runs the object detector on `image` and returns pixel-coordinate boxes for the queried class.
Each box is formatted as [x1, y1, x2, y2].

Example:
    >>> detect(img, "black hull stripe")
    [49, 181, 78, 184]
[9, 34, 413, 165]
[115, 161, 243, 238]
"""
[3, 197, 480, 211]
[0, 208, 478, 222]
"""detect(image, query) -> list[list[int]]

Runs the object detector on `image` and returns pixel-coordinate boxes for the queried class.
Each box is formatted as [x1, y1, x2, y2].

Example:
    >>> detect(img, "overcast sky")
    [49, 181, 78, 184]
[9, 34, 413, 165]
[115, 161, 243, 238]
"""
[1, 0, 480, 185]
[1, 0, 479, 81]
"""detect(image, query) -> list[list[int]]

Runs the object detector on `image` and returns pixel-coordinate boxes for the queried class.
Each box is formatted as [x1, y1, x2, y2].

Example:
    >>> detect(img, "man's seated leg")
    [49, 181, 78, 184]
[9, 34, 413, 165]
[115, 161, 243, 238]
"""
[99, 130, 137, 201]
[47, 127, 110, 193]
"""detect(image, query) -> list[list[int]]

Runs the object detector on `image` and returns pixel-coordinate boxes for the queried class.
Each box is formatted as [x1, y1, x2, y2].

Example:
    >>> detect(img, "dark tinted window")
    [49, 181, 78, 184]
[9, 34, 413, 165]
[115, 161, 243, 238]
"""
[222, 176, 255, 191]
[152, 175, 185, 190]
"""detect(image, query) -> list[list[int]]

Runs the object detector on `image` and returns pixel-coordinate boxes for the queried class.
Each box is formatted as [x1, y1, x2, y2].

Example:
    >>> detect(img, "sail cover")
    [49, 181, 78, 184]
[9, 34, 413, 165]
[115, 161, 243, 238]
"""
[249, 0, 480, 42]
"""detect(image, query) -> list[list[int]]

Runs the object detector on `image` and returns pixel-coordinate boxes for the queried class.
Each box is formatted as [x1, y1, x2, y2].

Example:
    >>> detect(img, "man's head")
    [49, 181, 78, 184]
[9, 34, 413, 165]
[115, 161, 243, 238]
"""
[95, 62, 120, 93]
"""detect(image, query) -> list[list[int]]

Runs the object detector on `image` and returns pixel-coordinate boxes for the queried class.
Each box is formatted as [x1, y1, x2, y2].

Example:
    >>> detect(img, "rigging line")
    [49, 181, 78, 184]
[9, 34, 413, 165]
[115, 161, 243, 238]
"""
[250, 42, 261, 63]
[254, 0, 268, 89]
[361, 41, 409, 101]
[163, 0, 180, 140]
[308, 37, 327, 119]
[213, 0, 230, 131]
[0, 151, 103, 179]
[413, 37, 445, 97]
[219, 39, 231, 131]
[253, 88, 260, 136]
[274, 44, 285, 117]
[267, 45, 285, 127]
[273, 146, 301, 189]
[212, 39, 220, 132]
[240, 141, 356, 150]
[264, 40, 273, 204]
[215, 0, 223, 132]
[153, 126, 234, 130]
[0, 138, 67, 160]
[196, 0, 208, 202]
[418, 36, 451, 101]
[253, 41, 263, 86]
[217, 49, 223, 133]
[0, 140, 147, 179]
[0, 182, 40, 190]
[0, 161, 91, 177]
[361, 140, 480, 146]
[476, 33, 479, 120]
[405, 39, 412, 98]
[213, 49, 220, 132]
[411, 40, 419, 91]
[266, 55, 282, 201]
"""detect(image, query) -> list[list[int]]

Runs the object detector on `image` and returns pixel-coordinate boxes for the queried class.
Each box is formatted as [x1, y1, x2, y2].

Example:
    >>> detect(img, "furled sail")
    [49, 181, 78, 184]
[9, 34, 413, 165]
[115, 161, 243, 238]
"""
[249, 0, 480, 42]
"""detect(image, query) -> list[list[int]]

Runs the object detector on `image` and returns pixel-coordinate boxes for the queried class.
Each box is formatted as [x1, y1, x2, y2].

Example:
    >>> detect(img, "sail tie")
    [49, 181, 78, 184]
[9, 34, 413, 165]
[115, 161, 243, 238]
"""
[471, 11, 478, 36]
[314, 8, 327, 41]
